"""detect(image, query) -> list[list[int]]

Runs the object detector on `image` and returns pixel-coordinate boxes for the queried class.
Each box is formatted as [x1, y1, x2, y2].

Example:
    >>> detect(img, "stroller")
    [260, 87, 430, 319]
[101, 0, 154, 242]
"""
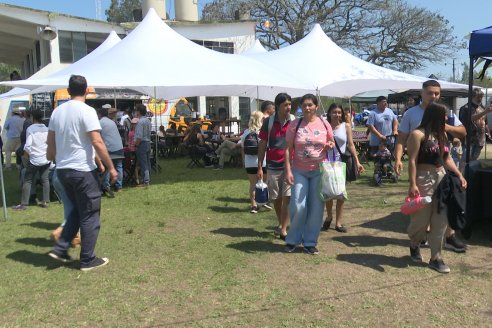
[373, 135, 398, 186]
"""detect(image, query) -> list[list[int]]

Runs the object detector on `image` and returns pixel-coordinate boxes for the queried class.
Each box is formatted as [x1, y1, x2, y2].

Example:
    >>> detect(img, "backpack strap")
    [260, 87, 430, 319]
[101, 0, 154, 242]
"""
[267, 114, 275, 147]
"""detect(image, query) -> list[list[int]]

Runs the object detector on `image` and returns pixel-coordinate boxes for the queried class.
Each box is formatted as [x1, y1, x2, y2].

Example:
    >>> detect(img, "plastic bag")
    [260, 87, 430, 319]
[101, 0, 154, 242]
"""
[255, 180, 269, 205]
[319, 160, 347, 201]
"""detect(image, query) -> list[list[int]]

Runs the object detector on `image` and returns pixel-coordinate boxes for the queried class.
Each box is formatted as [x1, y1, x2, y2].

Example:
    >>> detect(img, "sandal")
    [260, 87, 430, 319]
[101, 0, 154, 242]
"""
[335, 225, 348, 233]
[321, 217, 332, 231]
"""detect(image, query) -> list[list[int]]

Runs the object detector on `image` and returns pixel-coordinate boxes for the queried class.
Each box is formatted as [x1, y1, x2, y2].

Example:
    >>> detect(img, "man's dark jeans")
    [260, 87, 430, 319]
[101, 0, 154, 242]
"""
[53, 169, 102, 266]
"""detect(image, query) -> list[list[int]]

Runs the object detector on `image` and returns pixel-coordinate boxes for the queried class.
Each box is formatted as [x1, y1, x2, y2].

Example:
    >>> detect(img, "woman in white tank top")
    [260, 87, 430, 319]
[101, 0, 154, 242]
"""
[322, 104, 364, 233]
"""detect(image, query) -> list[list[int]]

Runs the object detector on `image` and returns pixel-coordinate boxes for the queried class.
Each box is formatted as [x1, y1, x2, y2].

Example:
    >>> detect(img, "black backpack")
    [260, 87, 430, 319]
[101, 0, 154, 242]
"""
[243, 131, 259, 155]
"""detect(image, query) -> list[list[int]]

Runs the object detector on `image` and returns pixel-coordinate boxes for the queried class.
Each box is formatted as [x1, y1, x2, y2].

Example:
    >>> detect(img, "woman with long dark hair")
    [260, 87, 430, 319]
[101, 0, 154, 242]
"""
[406, 102, 466, 273]
[284, 94, 334, 254]
[322, 103, 364, 232]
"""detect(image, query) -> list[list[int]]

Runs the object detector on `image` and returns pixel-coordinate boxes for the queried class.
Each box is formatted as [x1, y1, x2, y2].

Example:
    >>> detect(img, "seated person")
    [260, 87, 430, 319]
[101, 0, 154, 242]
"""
[166, 123, 178, 135]
[374, 141, 391, 175]
[184, 123, 215, 166]
[206, 124, 225, 142]
[157, 125, 165, 138]
[209, 137, 241, 170]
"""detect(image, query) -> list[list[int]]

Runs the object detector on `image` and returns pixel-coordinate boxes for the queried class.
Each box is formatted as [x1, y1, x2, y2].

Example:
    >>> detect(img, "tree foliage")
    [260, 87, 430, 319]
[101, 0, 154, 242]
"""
[0, 63, 20, 93]
[106, 0, 142, 23]
[202, 0, 459, 72]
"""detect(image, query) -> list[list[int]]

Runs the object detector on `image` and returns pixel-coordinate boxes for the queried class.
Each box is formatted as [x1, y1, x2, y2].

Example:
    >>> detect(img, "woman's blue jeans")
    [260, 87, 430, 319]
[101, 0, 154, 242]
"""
[52, 170, 74, 227]
[286, 168, 324, 247]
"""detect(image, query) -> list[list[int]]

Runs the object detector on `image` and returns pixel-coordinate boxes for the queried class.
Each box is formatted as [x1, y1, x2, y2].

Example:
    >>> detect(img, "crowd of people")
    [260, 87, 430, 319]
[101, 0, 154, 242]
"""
[3, 75, 485, 273]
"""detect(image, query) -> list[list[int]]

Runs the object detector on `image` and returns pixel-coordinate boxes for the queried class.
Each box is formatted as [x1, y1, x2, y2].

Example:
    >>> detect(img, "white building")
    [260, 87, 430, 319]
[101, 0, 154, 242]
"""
[0, 1, 257, 131]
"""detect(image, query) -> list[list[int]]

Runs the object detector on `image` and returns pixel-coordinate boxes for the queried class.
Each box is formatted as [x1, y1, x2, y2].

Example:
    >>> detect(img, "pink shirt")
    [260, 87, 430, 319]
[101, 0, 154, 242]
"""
[286, 117, 333, 171]
[128, 130, 136, 152]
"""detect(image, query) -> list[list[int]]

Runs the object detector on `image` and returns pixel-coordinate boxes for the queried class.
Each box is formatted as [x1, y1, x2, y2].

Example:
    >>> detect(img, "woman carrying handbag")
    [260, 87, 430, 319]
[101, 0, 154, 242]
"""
[322, 103, 364, 233]
[284, 94, 334, 255]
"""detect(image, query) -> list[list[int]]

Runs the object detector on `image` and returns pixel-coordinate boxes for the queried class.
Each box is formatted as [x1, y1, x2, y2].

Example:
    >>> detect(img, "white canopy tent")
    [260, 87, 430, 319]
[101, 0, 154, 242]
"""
[0, 31, 122, 99]
[245, 24, 468, 98]
[241, 40, 268, 55]
[1, 9, 311, 100]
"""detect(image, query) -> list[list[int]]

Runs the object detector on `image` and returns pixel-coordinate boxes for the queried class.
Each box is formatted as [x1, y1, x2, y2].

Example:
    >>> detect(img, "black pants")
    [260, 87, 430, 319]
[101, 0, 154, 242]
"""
[53, 169, 102, 266]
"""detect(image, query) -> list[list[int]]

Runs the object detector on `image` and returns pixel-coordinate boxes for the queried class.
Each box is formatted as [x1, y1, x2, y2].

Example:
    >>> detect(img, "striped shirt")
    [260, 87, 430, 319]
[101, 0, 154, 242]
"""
[258, 113, 293, 170]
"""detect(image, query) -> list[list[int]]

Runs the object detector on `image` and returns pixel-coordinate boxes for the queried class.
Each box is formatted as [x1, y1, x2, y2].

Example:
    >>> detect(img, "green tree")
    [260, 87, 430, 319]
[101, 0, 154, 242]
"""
[0, 63, 20, 93]
[202, 0, 458, 72]
[459, 62, 492, 88]
[106, 0, 142, 23]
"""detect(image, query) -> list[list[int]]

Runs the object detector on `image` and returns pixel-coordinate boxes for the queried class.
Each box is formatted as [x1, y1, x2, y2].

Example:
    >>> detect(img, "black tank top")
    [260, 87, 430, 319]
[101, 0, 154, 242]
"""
[417, 139, 448, 166]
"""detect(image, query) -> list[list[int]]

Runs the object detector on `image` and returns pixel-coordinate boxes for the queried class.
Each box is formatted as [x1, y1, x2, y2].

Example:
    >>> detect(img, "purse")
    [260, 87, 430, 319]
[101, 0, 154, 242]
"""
[319, 149, 347, 201]
[335, 140, 357, 182]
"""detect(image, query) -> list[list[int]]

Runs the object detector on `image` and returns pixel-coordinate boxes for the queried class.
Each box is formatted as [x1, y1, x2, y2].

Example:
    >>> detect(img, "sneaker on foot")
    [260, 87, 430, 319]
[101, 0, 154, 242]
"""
[304, 246, 319, 255]
[409, 246, 422, 262]
[12, 204, 27, 210]
[284, 244, 297, 253]
[103, 188, 115, 198]
[39, 202, 49, 209]
[444, 234, 466, 253]
[48, 251, 73, 263]
[80, 257, 109, 271]
[250, 205, 259, 214]
[428, 258, 450, 273]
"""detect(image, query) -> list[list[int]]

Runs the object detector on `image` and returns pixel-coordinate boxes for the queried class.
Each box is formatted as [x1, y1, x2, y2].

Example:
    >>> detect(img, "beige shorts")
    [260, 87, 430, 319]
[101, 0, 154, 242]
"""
[267, 169, 291, 200]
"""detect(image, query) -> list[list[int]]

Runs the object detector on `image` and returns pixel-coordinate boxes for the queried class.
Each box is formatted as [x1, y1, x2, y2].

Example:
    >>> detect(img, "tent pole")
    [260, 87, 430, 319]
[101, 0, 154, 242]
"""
[256, 85, 259, 111]
[154, 86, 158, 173]
[0, 165, 8, 221]
[113, 87, 117, 109]
[466, 57, 474, 164]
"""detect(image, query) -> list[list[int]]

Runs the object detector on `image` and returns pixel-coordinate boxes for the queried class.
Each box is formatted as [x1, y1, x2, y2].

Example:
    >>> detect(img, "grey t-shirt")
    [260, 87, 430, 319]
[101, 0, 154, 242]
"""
[99, 116, 123, 152]
[367, 108, 397, 146]
[399, 105, 462, 134]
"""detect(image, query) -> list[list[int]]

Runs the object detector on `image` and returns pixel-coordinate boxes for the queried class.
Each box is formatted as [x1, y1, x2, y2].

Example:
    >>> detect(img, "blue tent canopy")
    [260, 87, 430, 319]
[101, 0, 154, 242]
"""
[469, 26, 492, 58]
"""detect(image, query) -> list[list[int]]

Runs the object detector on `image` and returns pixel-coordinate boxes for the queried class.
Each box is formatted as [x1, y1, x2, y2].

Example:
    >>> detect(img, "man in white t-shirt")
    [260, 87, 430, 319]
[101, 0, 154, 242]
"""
[47, 75, 117, 271]
[395, 79, 467, 254]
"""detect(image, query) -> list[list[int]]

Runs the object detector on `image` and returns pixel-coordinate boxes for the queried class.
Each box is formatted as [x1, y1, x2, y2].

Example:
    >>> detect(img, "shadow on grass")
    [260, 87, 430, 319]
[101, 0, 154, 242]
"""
[208, 206, 244, 213]
[356, 212, 408, 234]
[21, 221, 59, 231]
[6, 250, 74, 270]
[226, 240, 283, 254]
[336, 253, 421, 272]
[332, 235, 408, 247]
[16, 237, 53, 247]
[215, 196, 250, 203]
[211, 227, 271, 239]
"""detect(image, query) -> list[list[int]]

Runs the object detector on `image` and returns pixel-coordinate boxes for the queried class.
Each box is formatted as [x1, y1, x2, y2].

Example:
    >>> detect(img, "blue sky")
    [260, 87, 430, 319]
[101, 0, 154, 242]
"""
[1, 0, 490, 80]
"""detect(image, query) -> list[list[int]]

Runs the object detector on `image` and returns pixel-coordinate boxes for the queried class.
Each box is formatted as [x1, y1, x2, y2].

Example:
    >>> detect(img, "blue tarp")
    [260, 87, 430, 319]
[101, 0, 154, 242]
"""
[469, 25, 492, 58]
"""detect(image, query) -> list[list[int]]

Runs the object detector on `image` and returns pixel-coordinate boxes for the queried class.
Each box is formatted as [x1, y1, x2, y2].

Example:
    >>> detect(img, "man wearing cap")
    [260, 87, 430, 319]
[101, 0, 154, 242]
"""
[3, 108, 25, 169]
[98, 106, 124, 195]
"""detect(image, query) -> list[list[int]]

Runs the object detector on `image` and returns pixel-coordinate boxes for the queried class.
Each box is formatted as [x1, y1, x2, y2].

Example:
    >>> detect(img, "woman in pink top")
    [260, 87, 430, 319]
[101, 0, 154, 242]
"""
[284, 94, 334, 255]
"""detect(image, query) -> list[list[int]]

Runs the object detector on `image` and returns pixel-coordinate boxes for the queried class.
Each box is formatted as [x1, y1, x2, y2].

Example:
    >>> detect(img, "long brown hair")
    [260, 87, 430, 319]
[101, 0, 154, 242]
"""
[417, 101, 448, 154]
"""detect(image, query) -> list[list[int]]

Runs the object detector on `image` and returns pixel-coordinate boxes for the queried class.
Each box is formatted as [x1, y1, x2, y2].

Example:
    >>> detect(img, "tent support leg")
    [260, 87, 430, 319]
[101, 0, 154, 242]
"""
[0, 165, 8, 221]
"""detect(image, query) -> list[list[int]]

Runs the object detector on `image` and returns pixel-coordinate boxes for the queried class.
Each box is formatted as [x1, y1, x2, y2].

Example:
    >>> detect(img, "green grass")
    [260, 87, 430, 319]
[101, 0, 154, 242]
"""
[0, 157, 491, 327]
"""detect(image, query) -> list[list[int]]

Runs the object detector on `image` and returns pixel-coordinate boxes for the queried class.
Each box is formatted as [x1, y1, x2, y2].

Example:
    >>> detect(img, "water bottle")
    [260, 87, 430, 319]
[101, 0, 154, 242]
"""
[255, 180, 269, 205]
[400, 196, 432, 215]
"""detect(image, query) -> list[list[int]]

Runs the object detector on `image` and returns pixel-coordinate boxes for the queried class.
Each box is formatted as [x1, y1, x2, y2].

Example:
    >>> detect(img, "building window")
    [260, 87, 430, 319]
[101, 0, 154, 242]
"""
[192, 40, 234, 54]
[239, 97, 251, 128]
[59, 31, 110, 63]
[206, 97, 229, 120]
